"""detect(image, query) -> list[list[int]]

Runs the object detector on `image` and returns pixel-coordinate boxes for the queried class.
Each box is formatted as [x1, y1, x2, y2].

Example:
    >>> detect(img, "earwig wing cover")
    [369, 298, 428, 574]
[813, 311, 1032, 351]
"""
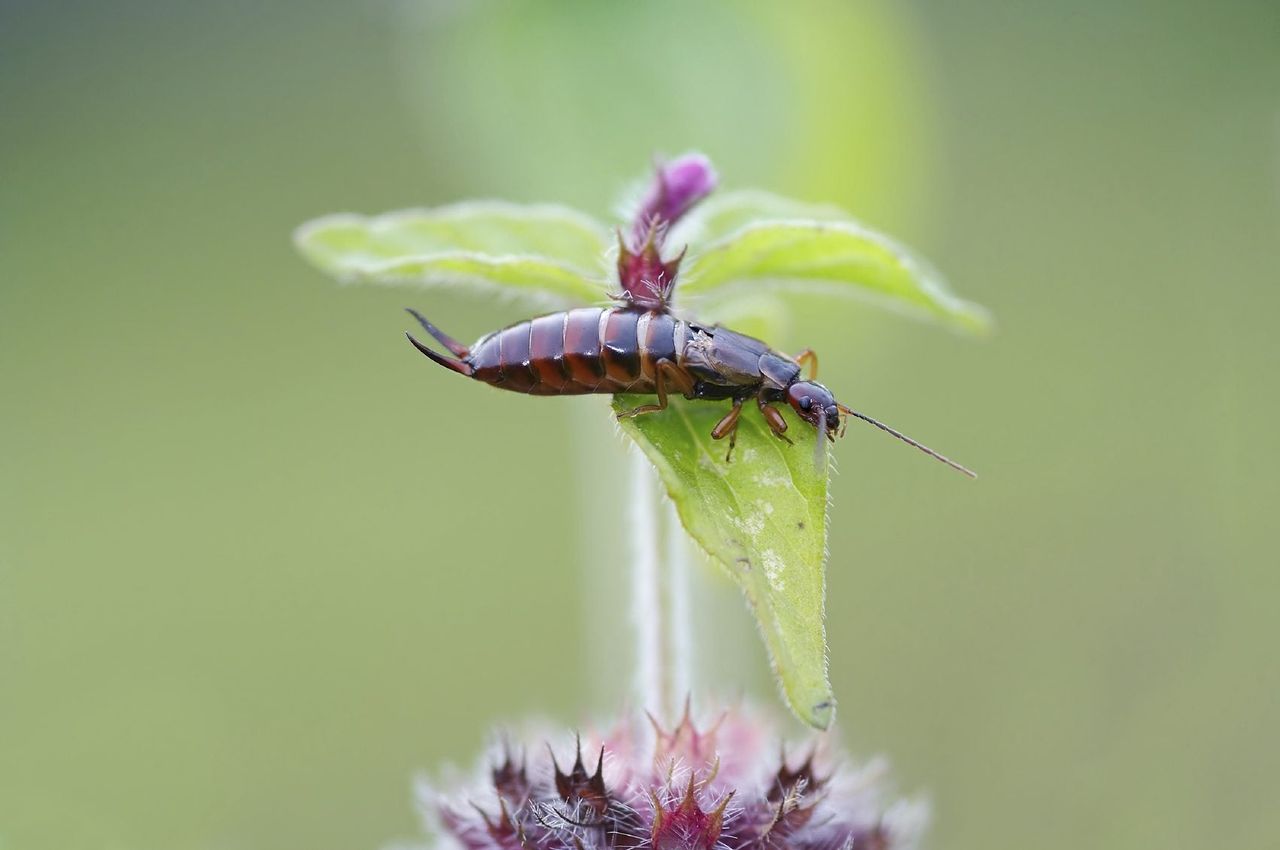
[294, 201, 612, 308]
[614, 395, 835, 730]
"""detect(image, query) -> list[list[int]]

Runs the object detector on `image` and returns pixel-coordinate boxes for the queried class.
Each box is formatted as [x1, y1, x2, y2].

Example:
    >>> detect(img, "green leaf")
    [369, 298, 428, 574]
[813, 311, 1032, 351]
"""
[676, 200, 991, 335]
[293, 201, 611, 307]
[670, 189, 856, 247]
[614, 395, 834, 729]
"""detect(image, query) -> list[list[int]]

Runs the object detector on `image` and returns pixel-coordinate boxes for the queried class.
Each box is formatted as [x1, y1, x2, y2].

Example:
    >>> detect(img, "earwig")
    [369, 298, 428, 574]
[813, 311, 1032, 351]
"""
[405, 305, 975, 476]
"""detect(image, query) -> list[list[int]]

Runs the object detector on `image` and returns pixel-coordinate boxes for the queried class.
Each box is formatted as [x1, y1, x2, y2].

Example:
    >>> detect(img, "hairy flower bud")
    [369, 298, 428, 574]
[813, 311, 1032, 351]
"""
[617, 153, 718, 309]
[420, 704, 927, 850]
[631, 153, 718, 245]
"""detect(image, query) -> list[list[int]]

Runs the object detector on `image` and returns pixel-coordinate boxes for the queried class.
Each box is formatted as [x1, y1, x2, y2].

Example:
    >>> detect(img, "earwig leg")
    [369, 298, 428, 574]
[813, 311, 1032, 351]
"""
[660, 359, 697, 397]
[406, 308, 470, 357]
[711, 397, 746, 462]
[793, 348, 819, 380]
[616, 402, 662, 418]
[757, 393, 794, 445]
[616, 359, 694, 419]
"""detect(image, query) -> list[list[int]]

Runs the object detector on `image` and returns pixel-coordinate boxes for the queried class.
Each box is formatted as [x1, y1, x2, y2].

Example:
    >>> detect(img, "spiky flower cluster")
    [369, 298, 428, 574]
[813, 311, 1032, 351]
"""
[423, 705, 926, 850]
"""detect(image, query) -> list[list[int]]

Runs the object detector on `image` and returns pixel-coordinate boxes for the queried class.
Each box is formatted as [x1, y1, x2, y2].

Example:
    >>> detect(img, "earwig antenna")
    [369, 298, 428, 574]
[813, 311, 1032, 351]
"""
[836, 404, 976, 478]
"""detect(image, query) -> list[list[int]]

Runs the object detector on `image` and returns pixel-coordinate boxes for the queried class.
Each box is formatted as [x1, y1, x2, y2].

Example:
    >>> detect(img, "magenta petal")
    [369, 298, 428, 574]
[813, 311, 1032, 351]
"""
[618, 153, 717, 307]
[632, 153, 718, 239]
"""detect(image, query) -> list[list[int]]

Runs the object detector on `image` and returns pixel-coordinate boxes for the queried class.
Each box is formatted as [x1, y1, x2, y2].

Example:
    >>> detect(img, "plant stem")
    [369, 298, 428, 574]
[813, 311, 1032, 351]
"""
[629, 450, 662, 714]
[665, 498, 693, 709]
[628, 450, 692, 721]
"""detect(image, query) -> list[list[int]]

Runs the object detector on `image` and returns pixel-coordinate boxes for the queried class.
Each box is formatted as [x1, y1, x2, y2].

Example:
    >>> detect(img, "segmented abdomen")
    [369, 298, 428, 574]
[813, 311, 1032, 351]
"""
[468, 307, 680, 395]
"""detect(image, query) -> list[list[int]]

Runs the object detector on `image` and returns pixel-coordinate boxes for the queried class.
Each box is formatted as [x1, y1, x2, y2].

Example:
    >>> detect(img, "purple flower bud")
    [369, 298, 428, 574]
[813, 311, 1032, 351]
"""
[617, 153, 717, 309]
[616, 226, 686, 309]
[631, 153, 719, 244]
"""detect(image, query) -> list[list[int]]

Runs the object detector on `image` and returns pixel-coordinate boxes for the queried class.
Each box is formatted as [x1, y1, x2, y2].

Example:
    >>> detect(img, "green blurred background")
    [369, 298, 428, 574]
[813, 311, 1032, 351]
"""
[3, 1, 1277, 848]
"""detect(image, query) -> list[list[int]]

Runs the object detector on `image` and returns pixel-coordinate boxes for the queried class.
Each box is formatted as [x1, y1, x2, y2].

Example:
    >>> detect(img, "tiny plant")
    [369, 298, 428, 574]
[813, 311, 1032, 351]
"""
[296, 153, 988, 730]
[296, 152, 988, 850]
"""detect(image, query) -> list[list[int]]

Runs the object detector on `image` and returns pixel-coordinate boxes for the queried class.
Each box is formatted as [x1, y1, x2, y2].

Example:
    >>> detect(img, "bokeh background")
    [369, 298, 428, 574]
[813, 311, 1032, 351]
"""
[3, 1, 1278, 848]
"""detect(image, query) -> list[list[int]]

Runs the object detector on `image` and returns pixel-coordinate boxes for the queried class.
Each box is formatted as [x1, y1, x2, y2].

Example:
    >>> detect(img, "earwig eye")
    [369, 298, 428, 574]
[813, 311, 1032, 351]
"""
[799, 397, 812, 411]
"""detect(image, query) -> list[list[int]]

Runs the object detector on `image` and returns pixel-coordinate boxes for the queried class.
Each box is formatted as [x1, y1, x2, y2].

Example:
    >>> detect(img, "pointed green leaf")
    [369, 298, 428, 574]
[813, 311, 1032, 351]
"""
[677, 205, 991, 335]
[670, 189, 856, 247]
[614, 395, 834, 729]
[294, 202, 611, 307]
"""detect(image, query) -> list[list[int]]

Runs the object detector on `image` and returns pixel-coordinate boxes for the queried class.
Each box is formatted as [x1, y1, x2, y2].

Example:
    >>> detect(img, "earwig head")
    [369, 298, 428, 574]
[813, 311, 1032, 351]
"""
[786, 381, 841, 438]
[790, 380, 978, 477]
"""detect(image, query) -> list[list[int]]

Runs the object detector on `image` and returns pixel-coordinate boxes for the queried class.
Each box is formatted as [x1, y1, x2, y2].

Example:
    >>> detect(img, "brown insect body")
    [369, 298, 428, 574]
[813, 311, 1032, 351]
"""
[406, 304, 975, 475]
[430, 305, 793, 396]
[417, 303, 795, 390]
[471, 307, 681, 396]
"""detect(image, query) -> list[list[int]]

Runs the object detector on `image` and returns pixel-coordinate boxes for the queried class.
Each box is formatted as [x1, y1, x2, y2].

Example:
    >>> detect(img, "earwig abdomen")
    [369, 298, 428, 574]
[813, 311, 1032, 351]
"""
[468, 307, 665, 395]
[641, 310, 679, 371]
[601, 309, 642, 384]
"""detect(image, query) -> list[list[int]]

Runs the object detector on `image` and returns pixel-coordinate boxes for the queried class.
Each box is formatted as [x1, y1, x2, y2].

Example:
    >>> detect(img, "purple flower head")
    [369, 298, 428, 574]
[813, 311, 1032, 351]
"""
[617, 154, 718, 309]
[422, 704, 927, 850]
[631, 153, 719, 246]
[616, 224, 687, 310]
